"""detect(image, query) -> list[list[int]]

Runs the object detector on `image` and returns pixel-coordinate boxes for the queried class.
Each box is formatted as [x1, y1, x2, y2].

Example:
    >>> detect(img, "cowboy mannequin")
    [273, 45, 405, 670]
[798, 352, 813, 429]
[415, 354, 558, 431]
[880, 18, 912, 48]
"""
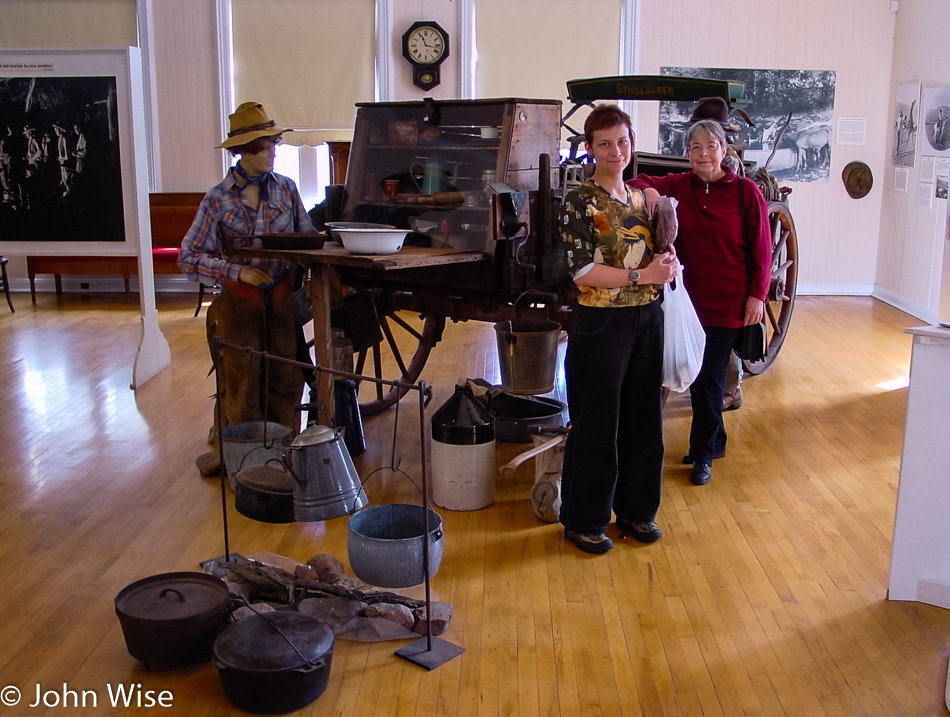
[179, 102, 315, 475]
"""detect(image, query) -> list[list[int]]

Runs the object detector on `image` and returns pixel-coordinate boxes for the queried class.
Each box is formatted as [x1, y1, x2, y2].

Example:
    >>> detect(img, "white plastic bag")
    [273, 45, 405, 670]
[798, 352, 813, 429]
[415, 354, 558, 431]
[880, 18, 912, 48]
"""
[661, 265, 706, 392]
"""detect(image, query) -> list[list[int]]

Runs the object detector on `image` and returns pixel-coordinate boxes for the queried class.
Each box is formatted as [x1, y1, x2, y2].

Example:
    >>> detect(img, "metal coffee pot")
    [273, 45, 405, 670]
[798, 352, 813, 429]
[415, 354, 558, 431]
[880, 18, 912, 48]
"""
[410, 157, 460, 195]
[281, 425, 368, 522]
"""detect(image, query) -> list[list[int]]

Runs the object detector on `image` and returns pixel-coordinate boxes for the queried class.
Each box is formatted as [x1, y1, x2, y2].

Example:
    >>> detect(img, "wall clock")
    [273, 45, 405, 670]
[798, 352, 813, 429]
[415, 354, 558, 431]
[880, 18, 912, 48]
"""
[402, 21, 449, 91]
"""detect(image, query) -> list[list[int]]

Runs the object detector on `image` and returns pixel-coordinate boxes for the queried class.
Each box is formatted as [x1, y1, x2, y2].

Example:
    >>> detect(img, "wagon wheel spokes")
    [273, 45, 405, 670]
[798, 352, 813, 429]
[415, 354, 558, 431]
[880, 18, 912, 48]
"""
[354, 295, 445, 416]
[743, 200, 799, 376]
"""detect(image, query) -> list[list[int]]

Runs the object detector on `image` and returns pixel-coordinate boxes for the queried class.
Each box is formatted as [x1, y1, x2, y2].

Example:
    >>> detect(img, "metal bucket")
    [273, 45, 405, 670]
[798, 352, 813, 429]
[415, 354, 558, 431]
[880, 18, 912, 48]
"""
[493, 319, 561, 395]
[220, 422, 292, 492]
[347, 504, 443, 588]
[283, 425, 368, 522]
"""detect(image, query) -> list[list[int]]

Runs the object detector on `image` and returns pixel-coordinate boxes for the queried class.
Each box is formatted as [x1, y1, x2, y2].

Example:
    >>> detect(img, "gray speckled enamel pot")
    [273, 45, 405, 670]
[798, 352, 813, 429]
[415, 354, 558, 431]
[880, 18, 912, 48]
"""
[347, 504, 443, 588]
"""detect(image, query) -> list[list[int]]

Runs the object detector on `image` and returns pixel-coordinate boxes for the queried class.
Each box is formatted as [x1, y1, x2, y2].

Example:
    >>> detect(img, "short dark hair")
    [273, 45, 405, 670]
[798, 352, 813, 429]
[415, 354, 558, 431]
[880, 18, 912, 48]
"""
[228, 134, 281, 157]
[584, 104, 634, 146]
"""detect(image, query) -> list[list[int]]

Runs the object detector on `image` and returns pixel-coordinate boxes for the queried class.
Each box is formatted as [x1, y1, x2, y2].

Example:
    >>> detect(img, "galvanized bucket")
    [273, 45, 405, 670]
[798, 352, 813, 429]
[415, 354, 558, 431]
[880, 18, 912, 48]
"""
[493, 319, 561, 395]
[220, 422, 292, 492]
[347, 504, 443, 588]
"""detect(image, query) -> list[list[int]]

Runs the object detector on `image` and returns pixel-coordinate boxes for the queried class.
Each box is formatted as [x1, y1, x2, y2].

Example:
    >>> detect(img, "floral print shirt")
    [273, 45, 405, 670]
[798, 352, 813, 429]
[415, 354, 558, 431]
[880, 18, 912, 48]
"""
[560, 180, 659, 308]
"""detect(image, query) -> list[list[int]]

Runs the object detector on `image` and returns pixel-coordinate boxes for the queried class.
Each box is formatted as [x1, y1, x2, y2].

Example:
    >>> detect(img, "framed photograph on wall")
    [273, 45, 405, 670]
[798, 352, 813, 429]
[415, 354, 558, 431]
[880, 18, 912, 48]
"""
[922, 85, 950, 158]
[893, 82, 920, 168]
[0, 47, 145, 255]
[660, 66, 836, 183]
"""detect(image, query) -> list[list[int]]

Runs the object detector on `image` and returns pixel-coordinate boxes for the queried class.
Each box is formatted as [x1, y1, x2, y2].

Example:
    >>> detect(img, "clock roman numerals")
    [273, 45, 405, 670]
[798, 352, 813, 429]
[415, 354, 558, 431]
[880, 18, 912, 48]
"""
[402, 21, 449, 90]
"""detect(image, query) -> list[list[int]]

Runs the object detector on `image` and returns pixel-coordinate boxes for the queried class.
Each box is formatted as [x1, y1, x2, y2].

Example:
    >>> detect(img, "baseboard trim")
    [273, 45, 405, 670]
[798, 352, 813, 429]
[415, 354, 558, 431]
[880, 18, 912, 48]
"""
[8, 274, 199, 295]
[872, 287, 938, 324]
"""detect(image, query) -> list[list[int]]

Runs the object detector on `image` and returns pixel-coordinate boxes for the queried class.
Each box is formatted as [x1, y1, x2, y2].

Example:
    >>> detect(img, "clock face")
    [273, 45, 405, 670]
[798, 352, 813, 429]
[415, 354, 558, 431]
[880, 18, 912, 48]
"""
[407, 27, 445, 64]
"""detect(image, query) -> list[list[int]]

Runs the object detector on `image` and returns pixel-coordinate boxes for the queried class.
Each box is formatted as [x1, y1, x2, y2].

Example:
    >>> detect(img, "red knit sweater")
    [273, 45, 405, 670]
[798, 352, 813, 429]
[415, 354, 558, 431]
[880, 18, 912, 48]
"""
[628, 169, 772, 328]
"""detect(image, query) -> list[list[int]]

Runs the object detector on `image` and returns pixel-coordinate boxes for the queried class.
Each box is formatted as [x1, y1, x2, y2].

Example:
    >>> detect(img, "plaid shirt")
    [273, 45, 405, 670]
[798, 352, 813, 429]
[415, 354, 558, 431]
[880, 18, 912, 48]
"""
[178, 169, 314, 286]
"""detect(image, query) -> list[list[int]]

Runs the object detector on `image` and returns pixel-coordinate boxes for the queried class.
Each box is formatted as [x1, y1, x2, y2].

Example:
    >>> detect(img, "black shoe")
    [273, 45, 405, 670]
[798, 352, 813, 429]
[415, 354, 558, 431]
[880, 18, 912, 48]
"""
[690, 462, 711, 486]
[564, 528, 614, 554]
[682, 449, 725, 464]
[616, 518, 663, 543]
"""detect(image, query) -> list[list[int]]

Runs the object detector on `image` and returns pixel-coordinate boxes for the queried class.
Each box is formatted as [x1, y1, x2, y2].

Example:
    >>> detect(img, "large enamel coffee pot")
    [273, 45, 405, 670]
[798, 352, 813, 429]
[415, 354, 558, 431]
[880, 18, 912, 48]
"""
[410, 157, 460, 195]
[281, 425, 368, 522]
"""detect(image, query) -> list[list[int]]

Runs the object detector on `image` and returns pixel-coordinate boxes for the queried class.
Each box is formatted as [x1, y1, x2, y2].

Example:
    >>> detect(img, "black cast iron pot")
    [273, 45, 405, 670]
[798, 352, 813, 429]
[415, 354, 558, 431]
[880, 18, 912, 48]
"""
[114, 571, 230, 669]
[213, 611, 335, 714]
[234, 464, 295, 523]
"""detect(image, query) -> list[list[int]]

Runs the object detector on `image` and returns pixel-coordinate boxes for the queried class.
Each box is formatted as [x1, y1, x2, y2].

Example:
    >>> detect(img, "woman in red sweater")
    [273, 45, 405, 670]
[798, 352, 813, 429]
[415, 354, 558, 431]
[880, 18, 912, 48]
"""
[628, 119, 772, 486]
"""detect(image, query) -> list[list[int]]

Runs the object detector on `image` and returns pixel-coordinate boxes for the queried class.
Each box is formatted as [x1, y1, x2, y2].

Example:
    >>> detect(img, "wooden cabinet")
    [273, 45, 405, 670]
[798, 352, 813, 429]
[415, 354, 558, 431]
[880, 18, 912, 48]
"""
[341, 99, 562, 257]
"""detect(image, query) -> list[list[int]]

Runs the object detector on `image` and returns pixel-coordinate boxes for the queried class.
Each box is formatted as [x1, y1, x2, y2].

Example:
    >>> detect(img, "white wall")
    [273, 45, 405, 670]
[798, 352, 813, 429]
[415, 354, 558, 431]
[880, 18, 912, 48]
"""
[877, 0, 949, 324]
[7, 0, 948, 321]
[150, 0, 222, 192]
[635, 0, 896, 299]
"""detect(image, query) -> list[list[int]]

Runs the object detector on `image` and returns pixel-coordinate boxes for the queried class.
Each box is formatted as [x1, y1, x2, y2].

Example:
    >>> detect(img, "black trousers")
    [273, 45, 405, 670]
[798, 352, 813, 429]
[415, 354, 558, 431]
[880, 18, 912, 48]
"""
[559, 302, 665, 535]
[688, 326, 742, 463]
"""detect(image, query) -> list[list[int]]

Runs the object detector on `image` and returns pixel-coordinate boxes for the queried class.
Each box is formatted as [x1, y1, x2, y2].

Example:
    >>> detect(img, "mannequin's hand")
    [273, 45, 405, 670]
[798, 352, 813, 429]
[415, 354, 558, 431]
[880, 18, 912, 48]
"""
[238, 265, 272, 287]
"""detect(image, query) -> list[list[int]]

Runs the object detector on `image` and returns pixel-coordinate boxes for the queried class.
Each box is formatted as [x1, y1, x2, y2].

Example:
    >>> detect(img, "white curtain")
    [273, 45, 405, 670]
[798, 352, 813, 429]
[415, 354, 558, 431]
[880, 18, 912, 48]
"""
[474, 0, 621, 103]
[0, 0, 137, 46]
[231, 0, 376, 145]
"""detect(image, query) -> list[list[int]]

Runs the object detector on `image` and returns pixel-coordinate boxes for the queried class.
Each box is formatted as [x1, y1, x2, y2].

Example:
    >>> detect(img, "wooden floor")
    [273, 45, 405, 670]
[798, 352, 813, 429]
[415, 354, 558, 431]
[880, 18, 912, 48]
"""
[0, 292, 948, 716]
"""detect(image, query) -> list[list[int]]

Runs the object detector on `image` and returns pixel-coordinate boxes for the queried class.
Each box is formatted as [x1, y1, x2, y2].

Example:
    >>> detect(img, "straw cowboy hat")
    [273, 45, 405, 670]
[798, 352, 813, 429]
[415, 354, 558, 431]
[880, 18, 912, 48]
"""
[216, 102, 289, 149]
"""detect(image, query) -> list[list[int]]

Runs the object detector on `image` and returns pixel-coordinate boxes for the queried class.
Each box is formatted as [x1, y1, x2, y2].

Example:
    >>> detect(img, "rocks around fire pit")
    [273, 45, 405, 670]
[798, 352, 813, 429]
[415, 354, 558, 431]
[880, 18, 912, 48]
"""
[217, 554, 453, 640]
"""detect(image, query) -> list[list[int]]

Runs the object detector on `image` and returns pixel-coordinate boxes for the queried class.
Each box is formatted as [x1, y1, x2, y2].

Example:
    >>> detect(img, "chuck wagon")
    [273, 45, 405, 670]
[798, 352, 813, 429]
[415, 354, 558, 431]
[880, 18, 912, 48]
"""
[298, 75, 799, 415]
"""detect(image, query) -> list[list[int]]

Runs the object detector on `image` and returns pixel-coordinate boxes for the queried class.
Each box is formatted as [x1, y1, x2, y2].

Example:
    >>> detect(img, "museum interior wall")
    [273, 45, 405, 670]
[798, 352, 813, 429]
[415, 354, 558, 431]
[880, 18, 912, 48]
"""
[2, 0, 946, 323]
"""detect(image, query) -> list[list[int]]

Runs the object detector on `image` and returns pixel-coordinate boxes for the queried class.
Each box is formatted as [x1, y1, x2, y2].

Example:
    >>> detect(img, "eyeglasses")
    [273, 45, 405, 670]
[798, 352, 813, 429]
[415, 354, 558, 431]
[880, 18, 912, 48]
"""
[265, 134, 283, 145]
[687, 142, 721, 155]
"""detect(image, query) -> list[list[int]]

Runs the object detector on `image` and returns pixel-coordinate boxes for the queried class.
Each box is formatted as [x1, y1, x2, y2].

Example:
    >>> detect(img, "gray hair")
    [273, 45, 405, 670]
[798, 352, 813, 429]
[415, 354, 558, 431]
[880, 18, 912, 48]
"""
[685, 119, 728, 150]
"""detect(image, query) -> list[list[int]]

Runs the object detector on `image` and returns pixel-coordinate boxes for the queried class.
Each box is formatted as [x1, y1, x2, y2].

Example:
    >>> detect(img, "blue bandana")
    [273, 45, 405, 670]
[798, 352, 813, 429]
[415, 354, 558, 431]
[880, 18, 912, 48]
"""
[233, 162, 271, 205]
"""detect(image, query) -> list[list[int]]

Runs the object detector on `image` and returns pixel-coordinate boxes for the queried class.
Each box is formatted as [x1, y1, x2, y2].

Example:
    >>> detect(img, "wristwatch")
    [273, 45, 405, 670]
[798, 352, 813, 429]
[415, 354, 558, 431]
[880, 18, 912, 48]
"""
[628, 268, 641, 286]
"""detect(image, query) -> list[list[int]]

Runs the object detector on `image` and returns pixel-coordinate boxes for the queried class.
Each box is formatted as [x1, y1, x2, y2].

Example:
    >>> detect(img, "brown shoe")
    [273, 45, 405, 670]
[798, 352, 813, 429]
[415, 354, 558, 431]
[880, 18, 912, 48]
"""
[722, 385, 743, 412]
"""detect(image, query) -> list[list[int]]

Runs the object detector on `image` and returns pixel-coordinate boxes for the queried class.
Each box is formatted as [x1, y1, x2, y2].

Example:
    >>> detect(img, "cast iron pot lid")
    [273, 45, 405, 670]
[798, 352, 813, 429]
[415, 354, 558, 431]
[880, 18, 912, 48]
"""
[214, 611, 334, 672]
[236, 464, 294, 494]
[115, 572, 228, 622]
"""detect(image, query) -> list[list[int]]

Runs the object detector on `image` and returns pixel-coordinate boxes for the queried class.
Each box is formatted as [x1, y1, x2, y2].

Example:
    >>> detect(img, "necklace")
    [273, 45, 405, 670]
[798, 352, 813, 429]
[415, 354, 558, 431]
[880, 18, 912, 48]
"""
[691, 177, 711, 210]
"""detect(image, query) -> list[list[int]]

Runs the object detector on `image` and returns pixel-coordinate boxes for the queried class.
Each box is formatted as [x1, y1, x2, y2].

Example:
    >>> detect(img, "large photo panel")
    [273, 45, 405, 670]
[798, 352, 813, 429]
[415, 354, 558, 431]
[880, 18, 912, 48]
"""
[0, 48, 141, 255]
[660, 66, 837, 183]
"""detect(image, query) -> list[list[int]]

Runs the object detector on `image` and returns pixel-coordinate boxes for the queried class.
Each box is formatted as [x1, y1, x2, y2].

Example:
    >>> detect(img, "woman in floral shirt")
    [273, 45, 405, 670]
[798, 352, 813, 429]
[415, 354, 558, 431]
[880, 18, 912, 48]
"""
[558, 104, 678, 554]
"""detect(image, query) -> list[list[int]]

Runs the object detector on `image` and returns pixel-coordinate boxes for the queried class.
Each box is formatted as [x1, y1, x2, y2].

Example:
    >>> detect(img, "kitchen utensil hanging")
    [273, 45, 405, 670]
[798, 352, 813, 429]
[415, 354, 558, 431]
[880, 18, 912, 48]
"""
[210, 337, 463, 670]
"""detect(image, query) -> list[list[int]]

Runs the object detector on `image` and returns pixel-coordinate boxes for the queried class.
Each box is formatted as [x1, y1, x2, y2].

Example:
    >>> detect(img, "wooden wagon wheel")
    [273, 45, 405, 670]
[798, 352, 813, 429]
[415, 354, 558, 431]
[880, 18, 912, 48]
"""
[354, 289, 446, 416]
[743, 200, 799, 375]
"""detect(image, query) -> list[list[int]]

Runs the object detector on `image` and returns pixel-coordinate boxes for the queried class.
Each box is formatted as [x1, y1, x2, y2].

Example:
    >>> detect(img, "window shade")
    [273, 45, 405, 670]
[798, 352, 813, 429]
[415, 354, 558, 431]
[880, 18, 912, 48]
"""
[474, 0, 621, 103]
[231, 0, 376, 145]
[0, 0, 137, 47]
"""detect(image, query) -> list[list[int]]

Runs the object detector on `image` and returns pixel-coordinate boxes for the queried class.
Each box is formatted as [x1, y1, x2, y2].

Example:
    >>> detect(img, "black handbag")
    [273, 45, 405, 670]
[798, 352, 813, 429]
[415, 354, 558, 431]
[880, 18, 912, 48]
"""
[735, 320, 767, 361]
[734, 179, 767, 362]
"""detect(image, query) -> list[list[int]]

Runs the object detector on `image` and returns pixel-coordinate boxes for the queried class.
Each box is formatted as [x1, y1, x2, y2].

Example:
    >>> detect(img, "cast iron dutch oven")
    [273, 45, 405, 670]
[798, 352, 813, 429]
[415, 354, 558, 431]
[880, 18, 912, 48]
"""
[114, 571, 230, 669]
[213, 611, 335, 714]
[234, 463, 295, 523]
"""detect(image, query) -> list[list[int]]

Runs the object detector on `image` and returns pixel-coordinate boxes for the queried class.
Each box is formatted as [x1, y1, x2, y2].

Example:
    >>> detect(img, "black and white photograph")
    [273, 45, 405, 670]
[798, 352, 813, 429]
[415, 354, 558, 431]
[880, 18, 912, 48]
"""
[893, 82, 920, 167]
[660, 66, 837, 183]
[922, 85, 950, 157]
[0, 75, 125, 243]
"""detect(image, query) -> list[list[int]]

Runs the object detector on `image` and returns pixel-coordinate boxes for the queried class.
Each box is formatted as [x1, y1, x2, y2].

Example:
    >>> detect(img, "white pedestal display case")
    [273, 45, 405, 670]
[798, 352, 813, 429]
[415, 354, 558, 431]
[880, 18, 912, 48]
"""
[888, 325, 950, 609]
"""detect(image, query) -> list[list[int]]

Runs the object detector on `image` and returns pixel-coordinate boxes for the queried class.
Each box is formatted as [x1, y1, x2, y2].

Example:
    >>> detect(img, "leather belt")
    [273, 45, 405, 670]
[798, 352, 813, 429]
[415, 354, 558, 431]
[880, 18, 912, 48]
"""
[224, 274, 292, 312]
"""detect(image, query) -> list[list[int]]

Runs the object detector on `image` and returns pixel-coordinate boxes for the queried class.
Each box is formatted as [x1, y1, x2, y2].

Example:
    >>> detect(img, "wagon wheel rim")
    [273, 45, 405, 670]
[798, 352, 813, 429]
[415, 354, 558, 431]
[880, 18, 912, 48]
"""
[743, 200, 798, 375]
[355, 290, 445, 416]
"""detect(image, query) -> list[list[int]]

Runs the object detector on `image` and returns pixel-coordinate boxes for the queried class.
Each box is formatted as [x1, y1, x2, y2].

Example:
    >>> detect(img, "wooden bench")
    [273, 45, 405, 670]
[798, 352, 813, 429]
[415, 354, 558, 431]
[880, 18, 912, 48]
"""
[27, 192, 206, 305]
